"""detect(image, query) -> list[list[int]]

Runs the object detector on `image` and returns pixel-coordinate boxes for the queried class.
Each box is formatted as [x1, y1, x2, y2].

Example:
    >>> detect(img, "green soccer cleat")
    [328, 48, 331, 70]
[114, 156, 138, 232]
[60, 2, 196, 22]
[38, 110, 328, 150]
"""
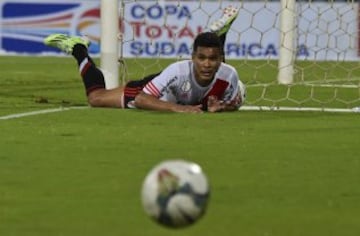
[210, 6, 239, 36]
[44, 33, 90, 54]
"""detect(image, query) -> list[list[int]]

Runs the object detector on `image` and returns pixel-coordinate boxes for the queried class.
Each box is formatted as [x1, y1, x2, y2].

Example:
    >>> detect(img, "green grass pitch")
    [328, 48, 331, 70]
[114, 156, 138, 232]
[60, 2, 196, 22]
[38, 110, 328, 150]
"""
[0, 56, 359, 236]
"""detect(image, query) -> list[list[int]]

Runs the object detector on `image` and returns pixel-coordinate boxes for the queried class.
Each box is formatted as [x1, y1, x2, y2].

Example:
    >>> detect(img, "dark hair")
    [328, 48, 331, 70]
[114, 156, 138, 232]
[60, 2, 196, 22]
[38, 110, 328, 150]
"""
[193, 32, 222, 52]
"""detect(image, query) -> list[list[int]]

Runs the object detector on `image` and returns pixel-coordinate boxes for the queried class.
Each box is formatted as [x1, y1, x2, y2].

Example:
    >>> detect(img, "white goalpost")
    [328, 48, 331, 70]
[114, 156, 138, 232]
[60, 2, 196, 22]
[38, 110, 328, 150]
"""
[100, 0, 119, 89]
[277, 0, 296, 85]
[100, 0, 360, 113]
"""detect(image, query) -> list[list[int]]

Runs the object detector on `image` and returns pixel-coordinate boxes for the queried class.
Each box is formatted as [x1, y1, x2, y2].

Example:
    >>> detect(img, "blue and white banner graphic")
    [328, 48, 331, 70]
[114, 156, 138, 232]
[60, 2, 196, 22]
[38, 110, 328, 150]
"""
[0, 0, 359, 60]
[0, 0, 100, 54]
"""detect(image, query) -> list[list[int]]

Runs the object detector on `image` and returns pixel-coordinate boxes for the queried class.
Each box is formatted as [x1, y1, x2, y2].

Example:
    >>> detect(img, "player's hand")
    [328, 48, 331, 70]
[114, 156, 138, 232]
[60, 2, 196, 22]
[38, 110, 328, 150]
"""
[207, 95, 240, 112]
[207, 96, 226, 112]
[223, 94, 241, 111]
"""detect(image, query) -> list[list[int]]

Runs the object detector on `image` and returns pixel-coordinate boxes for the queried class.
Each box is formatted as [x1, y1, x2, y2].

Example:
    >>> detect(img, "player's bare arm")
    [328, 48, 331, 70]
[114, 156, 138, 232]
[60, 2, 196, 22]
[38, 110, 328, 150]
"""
[135, 92, 203, 113]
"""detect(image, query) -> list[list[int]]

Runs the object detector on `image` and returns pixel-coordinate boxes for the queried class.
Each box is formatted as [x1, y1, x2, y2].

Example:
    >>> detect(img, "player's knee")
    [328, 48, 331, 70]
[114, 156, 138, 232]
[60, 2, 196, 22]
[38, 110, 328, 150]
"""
[87, 93, 103, 107]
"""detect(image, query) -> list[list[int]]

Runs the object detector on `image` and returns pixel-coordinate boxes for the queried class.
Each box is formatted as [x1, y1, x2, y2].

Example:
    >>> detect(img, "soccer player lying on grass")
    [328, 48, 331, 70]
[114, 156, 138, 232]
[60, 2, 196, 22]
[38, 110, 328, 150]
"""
[44, 6, 245, 113]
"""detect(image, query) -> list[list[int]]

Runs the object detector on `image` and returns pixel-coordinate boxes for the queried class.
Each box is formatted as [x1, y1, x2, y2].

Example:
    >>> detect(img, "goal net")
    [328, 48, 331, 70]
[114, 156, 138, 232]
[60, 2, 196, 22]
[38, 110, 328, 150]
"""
[110, 0, 360, 112]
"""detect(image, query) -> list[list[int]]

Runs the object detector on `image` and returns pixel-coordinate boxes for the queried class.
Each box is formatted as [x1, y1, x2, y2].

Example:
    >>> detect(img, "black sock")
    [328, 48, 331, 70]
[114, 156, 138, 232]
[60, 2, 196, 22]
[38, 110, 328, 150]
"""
[72, 44, 89, 65]
[72, 44, 105, 95]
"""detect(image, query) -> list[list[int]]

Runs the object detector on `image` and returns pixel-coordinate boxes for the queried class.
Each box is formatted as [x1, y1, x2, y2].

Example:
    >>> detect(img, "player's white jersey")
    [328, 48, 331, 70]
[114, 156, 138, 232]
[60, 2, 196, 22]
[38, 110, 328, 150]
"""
[143, 60, 245, 108]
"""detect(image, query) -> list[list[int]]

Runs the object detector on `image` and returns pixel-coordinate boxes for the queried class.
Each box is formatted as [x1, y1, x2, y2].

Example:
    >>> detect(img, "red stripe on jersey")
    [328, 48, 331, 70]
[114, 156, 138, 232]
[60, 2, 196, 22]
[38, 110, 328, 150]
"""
[80, 62, 91, 76]
[201, 79, 229, 103]
[144, 82, 160, 97]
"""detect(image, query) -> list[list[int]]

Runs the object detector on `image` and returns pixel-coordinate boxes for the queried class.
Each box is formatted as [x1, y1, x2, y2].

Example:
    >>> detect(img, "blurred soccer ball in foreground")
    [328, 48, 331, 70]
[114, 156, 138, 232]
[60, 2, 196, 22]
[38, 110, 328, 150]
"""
[141, 160, 210, 228]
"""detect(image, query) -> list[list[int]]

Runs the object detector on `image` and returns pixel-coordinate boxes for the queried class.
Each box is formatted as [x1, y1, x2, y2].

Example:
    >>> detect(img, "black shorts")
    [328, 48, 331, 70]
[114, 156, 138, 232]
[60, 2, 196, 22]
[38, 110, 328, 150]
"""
[123, 72, 161, 108]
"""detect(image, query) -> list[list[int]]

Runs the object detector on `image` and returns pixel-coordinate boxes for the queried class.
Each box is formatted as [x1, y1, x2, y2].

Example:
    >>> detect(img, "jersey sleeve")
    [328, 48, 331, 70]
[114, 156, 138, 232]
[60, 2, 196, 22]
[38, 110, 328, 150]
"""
[142, 63, 179, 99]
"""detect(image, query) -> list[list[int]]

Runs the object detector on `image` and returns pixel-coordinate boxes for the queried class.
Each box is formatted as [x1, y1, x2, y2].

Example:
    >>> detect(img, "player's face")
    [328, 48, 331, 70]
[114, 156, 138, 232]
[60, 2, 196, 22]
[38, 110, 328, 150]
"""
[192, 46, 223, 86]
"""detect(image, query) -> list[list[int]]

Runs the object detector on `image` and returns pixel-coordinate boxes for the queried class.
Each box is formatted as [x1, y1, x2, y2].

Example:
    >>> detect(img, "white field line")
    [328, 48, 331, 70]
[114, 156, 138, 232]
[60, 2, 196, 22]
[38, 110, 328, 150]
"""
[240, 106, 360, 113]
[246, 83, 359, 88]
[0, 106, 88, 120]
[0, 105, 358, 121]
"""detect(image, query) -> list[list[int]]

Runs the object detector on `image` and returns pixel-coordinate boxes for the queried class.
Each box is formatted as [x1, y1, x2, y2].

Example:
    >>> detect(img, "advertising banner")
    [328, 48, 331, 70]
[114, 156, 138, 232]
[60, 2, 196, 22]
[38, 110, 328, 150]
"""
[0, 0, 358, 61]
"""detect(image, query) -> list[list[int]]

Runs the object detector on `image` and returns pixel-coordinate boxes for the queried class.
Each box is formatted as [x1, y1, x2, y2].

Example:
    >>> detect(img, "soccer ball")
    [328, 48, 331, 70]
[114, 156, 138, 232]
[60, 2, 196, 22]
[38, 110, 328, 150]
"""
[141, 160, 210, 228]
